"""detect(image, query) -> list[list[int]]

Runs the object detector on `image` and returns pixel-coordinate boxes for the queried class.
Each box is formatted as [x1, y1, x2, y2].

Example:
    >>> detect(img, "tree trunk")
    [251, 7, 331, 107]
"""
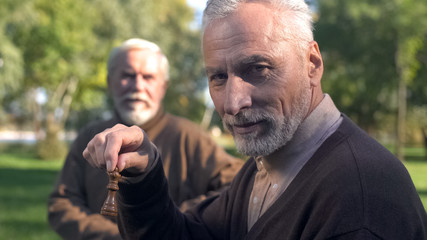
[36, 77, 79, 159]
[422, 127, 427, 161]
[396, 77, 406, 161]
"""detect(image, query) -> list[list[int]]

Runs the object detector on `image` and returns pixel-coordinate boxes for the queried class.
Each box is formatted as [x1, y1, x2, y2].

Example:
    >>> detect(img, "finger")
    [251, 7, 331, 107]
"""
[92, 138, 106, 169]
[84, 127, 113, 169]
[104, 131, 121, 172]
[82, 148, 93, 167]
[82, 124, 129, 170]
[104, 126, 146, 172]
[84, 139, 100, 168]
[120, 125, 145, 152]
[117, 151, 149, 173]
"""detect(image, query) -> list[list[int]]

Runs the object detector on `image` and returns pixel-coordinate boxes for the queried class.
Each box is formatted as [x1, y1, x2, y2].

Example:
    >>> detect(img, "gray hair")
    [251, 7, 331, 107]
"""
[202, 0, 314, 50]
[107, 38, 170, 81]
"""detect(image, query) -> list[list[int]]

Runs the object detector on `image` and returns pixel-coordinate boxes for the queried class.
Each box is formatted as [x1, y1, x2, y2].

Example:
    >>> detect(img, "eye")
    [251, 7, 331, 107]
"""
[249, 64, 269, 74]
[122, 72, 136, 79]
[209, 73, 228, 85]
[143, 74, 155, 81]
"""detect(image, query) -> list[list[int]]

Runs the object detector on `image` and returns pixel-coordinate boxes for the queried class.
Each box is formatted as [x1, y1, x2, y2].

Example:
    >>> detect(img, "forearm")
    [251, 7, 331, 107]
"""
[117, 156, 214, 240]
[48, 140, 121, 240]
[117, 155, 179, 239]
[48, 195, 121, 240]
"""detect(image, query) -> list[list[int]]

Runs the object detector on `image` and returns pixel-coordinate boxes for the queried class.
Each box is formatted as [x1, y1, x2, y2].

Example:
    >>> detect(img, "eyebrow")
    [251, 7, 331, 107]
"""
[205, 54, 274, 75]
[238, 54, 274, 66]
[121, 68, 136, 73]
[205, 67, 225, 76]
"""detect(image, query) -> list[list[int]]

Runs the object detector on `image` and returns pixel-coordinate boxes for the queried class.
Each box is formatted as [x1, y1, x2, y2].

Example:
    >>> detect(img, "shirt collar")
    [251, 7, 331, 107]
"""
[259, 94, 341, 173]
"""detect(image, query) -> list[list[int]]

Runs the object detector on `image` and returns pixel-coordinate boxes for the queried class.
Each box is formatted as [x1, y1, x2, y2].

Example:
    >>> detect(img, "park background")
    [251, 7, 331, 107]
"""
[0, 0, 426, 239]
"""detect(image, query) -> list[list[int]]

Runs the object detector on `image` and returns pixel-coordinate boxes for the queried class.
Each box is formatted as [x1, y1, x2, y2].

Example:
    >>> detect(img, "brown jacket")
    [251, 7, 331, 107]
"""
[47, 110, 243, 239]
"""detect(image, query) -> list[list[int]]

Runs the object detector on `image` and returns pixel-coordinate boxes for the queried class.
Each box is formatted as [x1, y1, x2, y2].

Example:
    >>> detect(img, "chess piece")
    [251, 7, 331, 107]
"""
[100, 168, 121, 217]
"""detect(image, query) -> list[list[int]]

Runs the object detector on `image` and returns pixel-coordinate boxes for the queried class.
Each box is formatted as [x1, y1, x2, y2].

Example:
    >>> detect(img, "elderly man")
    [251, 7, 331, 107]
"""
[83, 1, 427, 240]
[48, 38, 243, 239]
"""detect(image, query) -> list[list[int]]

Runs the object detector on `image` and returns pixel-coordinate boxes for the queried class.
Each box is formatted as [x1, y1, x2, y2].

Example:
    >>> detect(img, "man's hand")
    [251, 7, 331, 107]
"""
[83, 124, 151, 174]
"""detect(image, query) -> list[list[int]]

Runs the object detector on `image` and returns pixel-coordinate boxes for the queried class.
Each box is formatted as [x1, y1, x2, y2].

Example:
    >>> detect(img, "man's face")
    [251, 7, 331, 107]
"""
[203, 3, 313, 157]
[109, 49, 166, 126]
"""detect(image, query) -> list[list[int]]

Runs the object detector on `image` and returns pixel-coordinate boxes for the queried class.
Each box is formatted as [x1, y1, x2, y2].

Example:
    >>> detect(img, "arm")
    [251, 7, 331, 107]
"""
[83, 124, 226, 239]
[48, 128, 121, 240]
[327, 229, 381, 239]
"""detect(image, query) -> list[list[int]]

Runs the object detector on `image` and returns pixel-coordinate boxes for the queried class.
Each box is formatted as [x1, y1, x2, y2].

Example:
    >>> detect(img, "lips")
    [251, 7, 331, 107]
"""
[122, 98, 150, 109]
[232, 120, 266, 135]
[126, 98, 143, 103]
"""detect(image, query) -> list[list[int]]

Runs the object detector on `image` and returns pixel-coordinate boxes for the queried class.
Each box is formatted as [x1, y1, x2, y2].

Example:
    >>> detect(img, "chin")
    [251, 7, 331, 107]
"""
[118, 109, 153, 126]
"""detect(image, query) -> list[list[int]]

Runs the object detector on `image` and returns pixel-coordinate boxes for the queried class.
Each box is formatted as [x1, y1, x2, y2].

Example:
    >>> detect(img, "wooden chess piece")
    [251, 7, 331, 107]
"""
[101, 167, 121, 217]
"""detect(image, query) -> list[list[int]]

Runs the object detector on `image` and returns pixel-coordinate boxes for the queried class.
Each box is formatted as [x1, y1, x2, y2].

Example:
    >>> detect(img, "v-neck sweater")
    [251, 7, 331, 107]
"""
[247, 94, 342, 230]
[117, 115, 427, 240]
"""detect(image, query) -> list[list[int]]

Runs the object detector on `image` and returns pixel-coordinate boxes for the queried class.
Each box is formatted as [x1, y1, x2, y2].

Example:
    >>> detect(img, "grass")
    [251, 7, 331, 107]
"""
[0, 144, 63, 240]
[405, 161, 427, 209]
[0, 143, 426, 239]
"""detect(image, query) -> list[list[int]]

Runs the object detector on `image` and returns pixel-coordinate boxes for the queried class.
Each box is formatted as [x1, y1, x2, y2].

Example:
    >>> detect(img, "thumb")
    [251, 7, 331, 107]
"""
[117, 151, 150, 174]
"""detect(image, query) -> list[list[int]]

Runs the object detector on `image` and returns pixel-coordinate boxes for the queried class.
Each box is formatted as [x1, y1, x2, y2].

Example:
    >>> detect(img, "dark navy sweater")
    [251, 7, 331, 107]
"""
[118, 115, 427, 239]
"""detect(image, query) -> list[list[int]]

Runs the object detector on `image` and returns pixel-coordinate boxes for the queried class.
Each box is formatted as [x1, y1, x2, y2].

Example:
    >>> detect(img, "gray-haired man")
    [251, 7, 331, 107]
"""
[48, 38, 243, 239]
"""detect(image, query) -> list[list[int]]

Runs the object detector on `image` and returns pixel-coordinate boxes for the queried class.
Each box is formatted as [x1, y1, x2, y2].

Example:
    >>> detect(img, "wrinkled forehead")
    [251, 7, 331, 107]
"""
[204, 3, 293, 48]
[112, 49, 161, 70]
[203, 3, 289, 55]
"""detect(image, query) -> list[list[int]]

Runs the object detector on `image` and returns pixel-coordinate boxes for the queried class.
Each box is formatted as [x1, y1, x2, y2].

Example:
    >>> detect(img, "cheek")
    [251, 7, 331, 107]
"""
[111, 79, 129, 96]
[120, 79, 129, 87]
[149, 82, 166, 101]
[259, 82, 289, 116]
[209, 88, 225, 116]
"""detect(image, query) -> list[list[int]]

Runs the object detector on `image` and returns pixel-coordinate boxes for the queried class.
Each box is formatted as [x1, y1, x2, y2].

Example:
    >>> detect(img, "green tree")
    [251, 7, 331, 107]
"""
[316, 0, 427, 160]
[4, 0, 99, 159]
[1, 0, 206, 159]
[0, 0, 26, 126]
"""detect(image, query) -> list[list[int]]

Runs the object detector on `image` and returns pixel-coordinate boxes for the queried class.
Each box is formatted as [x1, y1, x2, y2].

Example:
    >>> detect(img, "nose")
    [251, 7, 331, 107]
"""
[224, 75, 252, 116]
[134, 74, 146, 92]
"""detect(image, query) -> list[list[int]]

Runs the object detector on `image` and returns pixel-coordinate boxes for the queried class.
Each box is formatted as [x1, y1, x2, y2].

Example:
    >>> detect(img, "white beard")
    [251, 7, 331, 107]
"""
[223, 89, 311, 157]
[113, 92, 157, 126]
[116, 108, 154, 126]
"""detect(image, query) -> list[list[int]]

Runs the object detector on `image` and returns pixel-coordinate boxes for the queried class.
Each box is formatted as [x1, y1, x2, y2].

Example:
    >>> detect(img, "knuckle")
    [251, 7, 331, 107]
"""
[113, 123, 125, 129]
[106, 131, 119, 142]
[93, 133, 106, 145]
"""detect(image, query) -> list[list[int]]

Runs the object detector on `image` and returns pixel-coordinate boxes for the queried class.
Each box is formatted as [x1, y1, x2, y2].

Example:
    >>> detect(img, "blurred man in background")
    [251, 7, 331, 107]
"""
[48, 38, 243, 239]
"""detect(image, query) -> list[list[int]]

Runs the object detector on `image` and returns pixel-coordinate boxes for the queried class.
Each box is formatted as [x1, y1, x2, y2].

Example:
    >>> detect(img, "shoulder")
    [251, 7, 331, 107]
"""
[321, 115, 415, 199]
[335, 116, 409, 184]
[160, 113, 213, 141]
[310, 115, 426, 239]
[162, 113, 204, 131]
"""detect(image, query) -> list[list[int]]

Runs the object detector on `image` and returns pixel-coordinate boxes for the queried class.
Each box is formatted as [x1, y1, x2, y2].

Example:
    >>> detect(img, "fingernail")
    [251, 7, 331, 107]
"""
[106, 161, 112, 172]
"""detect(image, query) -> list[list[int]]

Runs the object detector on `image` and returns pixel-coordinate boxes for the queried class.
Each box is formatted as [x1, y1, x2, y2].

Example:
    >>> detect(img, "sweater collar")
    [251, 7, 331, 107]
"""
[258, 94, 341, 172]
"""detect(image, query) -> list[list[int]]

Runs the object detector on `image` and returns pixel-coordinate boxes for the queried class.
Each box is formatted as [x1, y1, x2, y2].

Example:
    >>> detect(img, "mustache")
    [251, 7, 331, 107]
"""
[222, 109, 274, 127]
[117, 92, 151, 106]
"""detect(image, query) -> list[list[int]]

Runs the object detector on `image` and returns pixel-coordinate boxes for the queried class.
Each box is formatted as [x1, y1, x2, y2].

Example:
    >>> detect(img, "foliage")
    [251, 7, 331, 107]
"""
[316, 0, 427, 132]
[1, 0, 207, 158]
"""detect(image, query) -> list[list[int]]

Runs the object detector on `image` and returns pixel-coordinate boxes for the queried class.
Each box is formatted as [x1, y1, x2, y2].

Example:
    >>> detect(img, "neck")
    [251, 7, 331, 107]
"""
[305, 87, 323, 119]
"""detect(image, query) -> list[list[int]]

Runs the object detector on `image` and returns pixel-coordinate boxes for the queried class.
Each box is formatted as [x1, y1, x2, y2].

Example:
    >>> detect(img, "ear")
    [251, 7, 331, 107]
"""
[159, 80, 168, 100]
[107, 75, 113, 95]
[306, 41, 323, 87]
